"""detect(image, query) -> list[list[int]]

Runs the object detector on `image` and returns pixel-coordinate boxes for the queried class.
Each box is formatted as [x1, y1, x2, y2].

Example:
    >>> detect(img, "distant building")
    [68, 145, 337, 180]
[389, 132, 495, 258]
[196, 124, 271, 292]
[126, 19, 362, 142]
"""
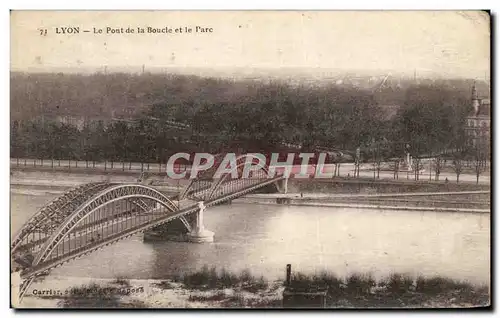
[465, 83, 490, 147]
[53, 115, 112, 131]
[378, 104, 400, 121]
[55, 115, 86, 131]
[13, 113, 116, 132]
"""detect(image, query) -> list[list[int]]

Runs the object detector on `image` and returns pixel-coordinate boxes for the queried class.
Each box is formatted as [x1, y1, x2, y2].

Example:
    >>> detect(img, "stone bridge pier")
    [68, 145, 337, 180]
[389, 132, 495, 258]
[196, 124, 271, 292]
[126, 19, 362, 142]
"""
[186, 202, 215, 243]
[143, 201, 214, 243]
[276, 177, 289, 194]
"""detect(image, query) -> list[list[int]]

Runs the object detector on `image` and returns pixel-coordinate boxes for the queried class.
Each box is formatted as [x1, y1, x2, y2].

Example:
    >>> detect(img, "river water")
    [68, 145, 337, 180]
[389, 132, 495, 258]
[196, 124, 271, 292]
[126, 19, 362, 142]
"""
[11, 192, 490, 285]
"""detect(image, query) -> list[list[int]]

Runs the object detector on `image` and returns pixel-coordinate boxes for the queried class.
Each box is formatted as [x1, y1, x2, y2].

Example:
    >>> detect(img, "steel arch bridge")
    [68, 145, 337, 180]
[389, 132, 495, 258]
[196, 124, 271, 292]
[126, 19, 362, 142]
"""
[179, 153, 280, 202]
[12, 153, 285, 300]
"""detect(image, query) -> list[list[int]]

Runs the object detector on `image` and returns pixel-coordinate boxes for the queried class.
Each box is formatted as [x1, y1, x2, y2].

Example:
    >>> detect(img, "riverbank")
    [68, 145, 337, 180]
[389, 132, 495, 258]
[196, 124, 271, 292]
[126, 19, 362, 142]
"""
[11, 186, 490, 213]
[234, 191, 490, 213]
[10, 169, 489, 196]
[18, 267, 489, 308]
[10, 158, 491, 184]
[10, 170, 490, 212]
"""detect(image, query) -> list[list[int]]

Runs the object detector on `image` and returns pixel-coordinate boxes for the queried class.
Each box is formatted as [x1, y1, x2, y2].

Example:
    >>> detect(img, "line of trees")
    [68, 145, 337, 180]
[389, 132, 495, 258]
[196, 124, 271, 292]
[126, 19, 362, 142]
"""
[10, 73, 490, 182]
[11, 118, 198, 162]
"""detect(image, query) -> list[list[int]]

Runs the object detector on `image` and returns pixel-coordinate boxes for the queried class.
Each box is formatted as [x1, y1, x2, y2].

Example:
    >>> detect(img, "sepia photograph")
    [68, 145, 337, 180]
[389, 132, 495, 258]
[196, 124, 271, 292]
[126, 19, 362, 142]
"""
[9, 10, 491, 309]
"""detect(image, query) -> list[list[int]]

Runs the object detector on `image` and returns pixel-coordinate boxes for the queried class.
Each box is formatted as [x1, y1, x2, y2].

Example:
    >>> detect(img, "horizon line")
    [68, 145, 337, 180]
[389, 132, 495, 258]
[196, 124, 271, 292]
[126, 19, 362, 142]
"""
[10, 66, 490, 81]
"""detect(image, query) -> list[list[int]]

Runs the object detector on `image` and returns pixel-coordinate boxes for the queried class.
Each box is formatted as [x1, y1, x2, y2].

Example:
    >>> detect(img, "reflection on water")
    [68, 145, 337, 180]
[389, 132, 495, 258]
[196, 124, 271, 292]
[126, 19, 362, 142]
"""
[11, 193, 490, 285]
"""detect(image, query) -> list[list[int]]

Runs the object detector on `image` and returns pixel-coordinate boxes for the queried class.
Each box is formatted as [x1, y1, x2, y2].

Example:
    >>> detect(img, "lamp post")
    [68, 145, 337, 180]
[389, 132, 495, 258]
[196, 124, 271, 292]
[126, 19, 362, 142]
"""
[355, 147, 360, 178]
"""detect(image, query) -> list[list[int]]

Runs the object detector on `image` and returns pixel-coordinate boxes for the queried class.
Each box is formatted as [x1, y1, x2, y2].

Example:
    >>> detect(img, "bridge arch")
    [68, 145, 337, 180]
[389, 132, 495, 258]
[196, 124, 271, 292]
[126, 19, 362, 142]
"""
[32, 184, 178, 268]
[13, 183, 181, 301]
[11, 182, 111, 253]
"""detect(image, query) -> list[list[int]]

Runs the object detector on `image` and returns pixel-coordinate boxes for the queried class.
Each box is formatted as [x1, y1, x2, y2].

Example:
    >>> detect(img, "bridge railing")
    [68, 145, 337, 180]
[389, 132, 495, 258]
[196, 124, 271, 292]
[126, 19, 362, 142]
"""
[10, 158, 191, 174]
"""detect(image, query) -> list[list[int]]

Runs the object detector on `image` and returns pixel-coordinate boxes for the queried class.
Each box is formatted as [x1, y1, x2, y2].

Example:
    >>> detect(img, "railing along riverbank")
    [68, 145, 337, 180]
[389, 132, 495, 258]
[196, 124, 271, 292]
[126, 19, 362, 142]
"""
[10, 158, 189, 174]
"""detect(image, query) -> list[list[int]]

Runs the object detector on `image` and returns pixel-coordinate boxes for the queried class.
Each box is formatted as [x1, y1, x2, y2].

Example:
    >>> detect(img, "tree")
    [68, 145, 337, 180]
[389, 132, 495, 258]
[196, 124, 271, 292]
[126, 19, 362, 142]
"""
[433, 155, 443, 181]
[472, 139, 488, 184]
[472, 153, 482, 184]
[452, 153, 464, 183]
[393, 159, 400, 180]
[395, 84, 471, 160]
[411, 157, 423, 181]
[370, 139, 384, 179]
[88, 120, 106, 161]
[10, 120, 22, 158]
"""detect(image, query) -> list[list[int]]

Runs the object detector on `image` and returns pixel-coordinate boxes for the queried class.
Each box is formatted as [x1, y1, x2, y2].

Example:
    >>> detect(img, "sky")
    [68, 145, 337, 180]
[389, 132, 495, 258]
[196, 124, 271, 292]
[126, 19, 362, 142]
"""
[10, 11, 490, 78]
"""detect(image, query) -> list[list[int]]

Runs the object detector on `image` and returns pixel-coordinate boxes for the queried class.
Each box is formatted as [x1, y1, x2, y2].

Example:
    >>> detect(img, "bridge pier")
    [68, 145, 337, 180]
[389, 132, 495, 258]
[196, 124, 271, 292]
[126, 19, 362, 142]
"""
[186, 202, 214, 243]
[276, 177, 289, 194]
[143, 202, 214, 243]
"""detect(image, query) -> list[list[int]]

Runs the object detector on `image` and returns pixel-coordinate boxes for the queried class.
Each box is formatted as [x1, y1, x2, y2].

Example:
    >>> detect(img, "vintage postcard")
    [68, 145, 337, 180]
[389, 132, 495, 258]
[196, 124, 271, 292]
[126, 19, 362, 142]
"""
[10, 10, 490, 309]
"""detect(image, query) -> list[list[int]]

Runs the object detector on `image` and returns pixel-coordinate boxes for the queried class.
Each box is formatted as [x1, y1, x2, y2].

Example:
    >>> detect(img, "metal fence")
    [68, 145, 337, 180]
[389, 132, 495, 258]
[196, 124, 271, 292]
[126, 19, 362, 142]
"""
[10, 158, 189, 174]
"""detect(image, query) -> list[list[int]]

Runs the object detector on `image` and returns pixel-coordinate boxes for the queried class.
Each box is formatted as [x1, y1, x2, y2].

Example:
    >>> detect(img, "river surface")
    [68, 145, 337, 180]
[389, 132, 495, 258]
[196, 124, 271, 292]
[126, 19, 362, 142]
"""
[11, 192, 490, 285]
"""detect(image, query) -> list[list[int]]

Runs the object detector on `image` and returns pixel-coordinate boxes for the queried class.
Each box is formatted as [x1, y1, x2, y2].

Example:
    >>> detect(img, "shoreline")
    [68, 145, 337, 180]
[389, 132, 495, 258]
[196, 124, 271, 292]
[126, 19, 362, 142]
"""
[10, 166, 490, 186]
[17, 269, 490, 309]
[231, 199, 490, 214]
[18, 275, 283, 309]
[9, 159, 491, 185]
[11, 182, 490, 214]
